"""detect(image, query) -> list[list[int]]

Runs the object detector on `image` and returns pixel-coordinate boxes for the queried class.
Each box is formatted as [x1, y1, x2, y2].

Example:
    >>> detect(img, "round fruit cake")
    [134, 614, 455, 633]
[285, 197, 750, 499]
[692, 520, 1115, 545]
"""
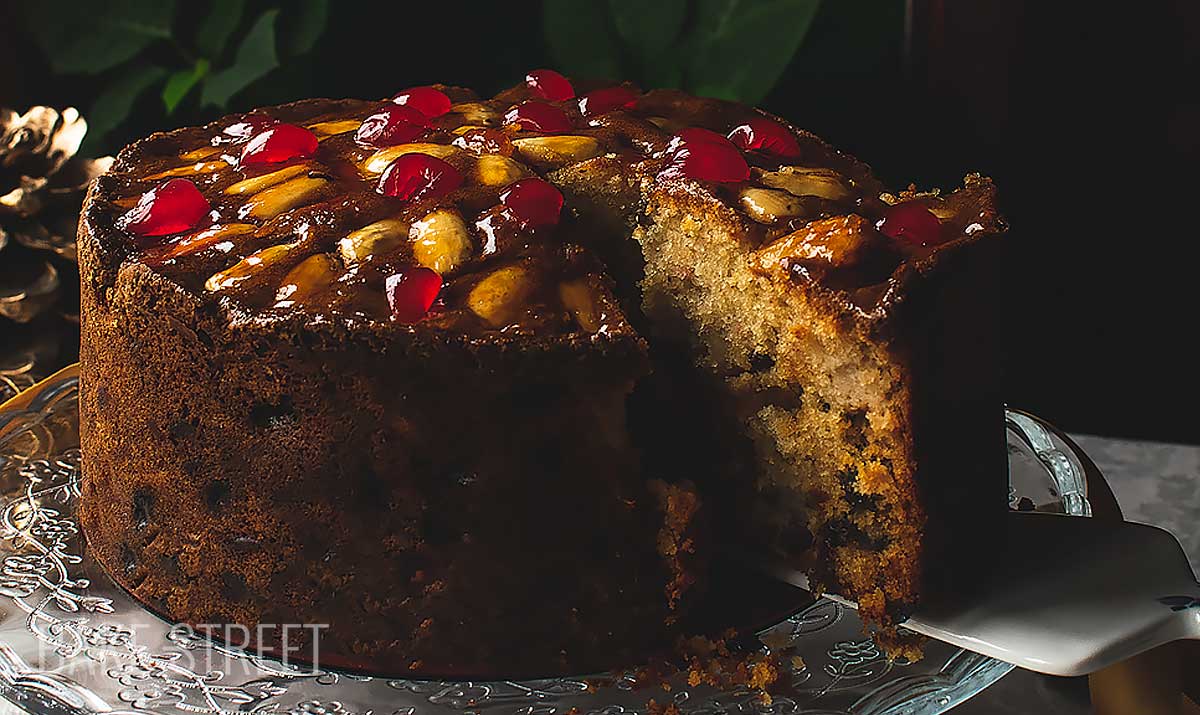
[78, 71, 1006, 676]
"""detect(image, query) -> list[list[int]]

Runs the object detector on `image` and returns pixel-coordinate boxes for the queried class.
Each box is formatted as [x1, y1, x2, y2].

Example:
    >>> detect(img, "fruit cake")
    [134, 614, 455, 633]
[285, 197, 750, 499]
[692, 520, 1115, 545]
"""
[78, 70, 1006, 676]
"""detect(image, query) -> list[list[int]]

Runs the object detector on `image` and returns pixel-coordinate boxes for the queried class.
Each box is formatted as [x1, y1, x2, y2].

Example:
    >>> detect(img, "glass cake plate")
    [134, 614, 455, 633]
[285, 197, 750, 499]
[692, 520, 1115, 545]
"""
[0, 366, 1093, 715]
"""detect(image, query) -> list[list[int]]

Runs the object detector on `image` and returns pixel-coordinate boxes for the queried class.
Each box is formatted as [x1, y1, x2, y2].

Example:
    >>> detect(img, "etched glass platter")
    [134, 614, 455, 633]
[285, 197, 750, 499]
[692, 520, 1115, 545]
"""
[0, 367, 1092, 715]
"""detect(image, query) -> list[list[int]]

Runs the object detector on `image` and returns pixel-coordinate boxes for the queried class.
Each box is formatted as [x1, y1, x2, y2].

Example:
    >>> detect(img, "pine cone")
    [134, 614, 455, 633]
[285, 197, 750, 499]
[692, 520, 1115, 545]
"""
[0, 106, 112, 400]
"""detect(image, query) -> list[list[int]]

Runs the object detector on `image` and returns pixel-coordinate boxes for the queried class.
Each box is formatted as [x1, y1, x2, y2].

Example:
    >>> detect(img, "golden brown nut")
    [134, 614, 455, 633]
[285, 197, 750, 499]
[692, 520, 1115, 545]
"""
[226, 164, 313, 195]
[275, 253, 340, 307]
[450, 102, 501, 125]
[558, 278, 616, 333]
[467, 264, 534, 326]
[142, 223, 256, 263]
[753, 214, 880, 272]
[360, 143, 459, 175]
[339, 218, 409, 264]
[474, 154, 528, 186]
[205, 243, 298, 293]
[512, 136, 603, 168]
[410, 209, 472, 274]
[739, 187, 805, 224]
[240, 176, 329, 220]
[760, 166, 852, 202]
[306, 119, 361, 138]
[145, 160, 228, 180]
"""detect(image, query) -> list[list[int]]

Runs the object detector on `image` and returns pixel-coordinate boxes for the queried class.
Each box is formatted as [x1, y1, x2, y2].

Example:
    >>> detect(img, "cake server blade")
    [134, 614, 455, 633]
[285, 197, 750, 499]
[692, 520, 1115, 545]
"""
[742, 511, 1200, 676]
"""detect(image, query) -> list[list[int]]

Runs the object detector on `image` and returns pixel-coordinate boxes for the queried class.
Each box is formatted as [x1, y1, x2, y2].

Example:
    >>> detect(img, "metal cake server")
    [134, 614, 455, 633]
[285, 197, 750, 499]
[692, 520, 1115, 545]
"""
[749, 511, 1200, 677]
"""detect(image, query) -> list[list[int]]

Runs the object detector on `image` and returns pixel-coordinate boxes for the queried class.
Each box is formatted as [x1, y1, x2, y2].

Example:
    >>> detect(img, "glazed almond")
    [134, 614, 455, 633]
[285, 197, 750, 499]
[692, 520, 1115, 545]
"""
[410, 209, 472, 274]
[339, 218, 409, 264]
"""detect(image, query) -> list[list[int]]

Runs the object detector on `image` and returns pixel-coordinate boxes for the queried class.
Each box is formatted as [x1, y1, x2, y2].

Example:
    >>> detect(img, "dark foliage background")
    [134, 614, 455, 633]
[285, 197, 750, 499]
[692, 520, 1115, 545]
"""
[2, 0, 1195, 444]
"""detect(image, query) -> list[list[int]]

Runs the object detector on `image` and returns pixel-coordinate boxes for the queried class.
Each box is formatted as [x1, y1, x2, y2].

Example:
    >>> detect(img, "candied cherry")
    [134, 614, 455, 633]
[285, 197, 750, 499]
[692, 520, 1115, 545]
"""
[878, 201, 945, 247]
[378, 153, 463, 202]
[240, 124, 318, 166]
[660, 128, 750, 182]
[392, 86, 452, 118]
[578, 86, 639, 117]
[504, 101, 573, 134]
[727, 117, 802, 160]
[386, 266, 442, 323]
[500, 178, 563, 230]
[355, 104, 430, 147]
[525, 69, 575, 101]
[117, 178, 211, 241]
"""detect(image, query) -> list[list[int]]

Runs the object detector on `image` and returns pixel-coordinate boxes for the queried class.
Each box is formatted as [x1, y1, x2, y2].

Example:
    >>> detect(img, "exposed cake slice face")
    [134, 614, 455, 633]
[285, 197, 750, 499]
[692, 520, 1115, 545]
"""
[634, 172, 1006, 645]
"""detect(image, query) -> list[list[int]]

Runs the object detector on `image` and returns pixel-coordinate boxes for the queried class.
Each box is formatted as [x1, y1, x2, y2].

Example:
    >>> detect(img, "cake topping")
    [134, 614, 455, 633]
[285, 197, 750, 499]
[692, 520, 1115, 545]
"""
[117, 178, 211, 240]
[728, 118, 802, 161]
[525, 69, 575, 101]
[453, 127, 514, 156]
[504, 101, 574, 134]
[355, 104, 430, 147]
[578, 86, 640, 118]
[877, 201, 945, 247]
[499, 178, 564, 230]
[392, 86, 452, 118]
[239, 124, 318, 166]
[378, 153, 463, 202]
[386, 266, 443, 323]
[660, 128, 750, 183]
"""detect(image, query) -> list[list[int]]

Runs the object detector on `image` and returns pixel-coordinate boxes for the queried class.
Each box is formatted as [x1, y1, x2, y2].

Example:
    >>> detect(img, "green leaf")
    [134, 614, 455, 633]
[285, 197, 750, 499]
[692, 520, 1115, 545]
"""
[688, 0, 820, 102]
[201, 9, 280, 108]
[23, 0, 176, 75]
[162, 58, 210, 114]
[280, 0, 329, 56]
[542, 0, 622, 79]
[82, 64, 169, 153]
[196, 0, 246, 59]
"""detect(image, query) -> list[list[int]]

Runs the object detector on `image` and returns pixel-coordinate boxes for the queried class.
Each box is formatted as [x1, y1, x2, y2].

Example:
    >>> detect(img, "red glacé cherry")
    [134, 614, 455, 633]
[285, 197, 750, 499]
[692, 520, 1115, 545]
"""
[578, 86, 639, 117]
[500, 178, 564, 230]
[378, 153, 463, 202]
[727, 117, 802, 160]
[878, 201, 945, 247]
[392, 86, 452, 118]
[117, 178, 211, 241]
[240, 124, 318, 166]
[660, 128, 750, 182]
[504, 101, 573, 134]
[386, 266, 442, 323]
[525, 69, 575, 101]
[355, 104, 430, 147]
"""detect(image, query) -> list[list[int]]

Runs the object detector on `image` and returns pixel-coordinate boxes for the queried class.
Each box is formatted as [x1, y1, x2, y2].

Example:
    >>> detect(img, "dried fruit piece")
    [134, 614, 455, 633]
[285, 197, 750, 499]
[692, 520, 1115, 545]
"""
[240, 124, 318, 166]
[578, 86, 639, 117]
[410, 209, 472, 274]
[145, 160, 228, 180]
[386, 266, 442, 323]
[504, 101, 573, 134]
[142, 223, 256, 263]
[475, 154, 527, 186]
[307, 119, 361, 137]
[355, 104, 430, 148]
[660, 129, 750, 183]
[117, 179, 211, 241]
[878, 201, 945, 247]
[754, 215, 881, 271]
[240, 176, 329, 220]
[339, 218, 409, 264]
[360, 143, 458, 175]
[275, 253, 339, 307]
[205, 243, 298, 293]
[180, 145, 223, 161]
[378, 153, 463, 202]
[467, 264, 534, 326]
[525, 69, 575, 101]
[452, 127, 514, 156]
[499, 178, 563, 230]
[512, 135, 602, 168]
[225, 164, 312, 195]
[728, 117, 802, 160]
[393, 86, 452, 118]
[739, 188, 805, 224]
[760, 166, 851, 201]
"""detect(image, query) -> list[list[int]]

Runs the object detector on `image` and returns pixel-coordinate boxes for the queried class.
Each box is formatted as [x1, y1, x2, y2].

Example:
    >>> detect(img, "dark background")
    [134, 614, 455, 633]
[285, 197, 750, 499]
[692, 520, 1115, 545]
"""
[2, 0, 1195, 444]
